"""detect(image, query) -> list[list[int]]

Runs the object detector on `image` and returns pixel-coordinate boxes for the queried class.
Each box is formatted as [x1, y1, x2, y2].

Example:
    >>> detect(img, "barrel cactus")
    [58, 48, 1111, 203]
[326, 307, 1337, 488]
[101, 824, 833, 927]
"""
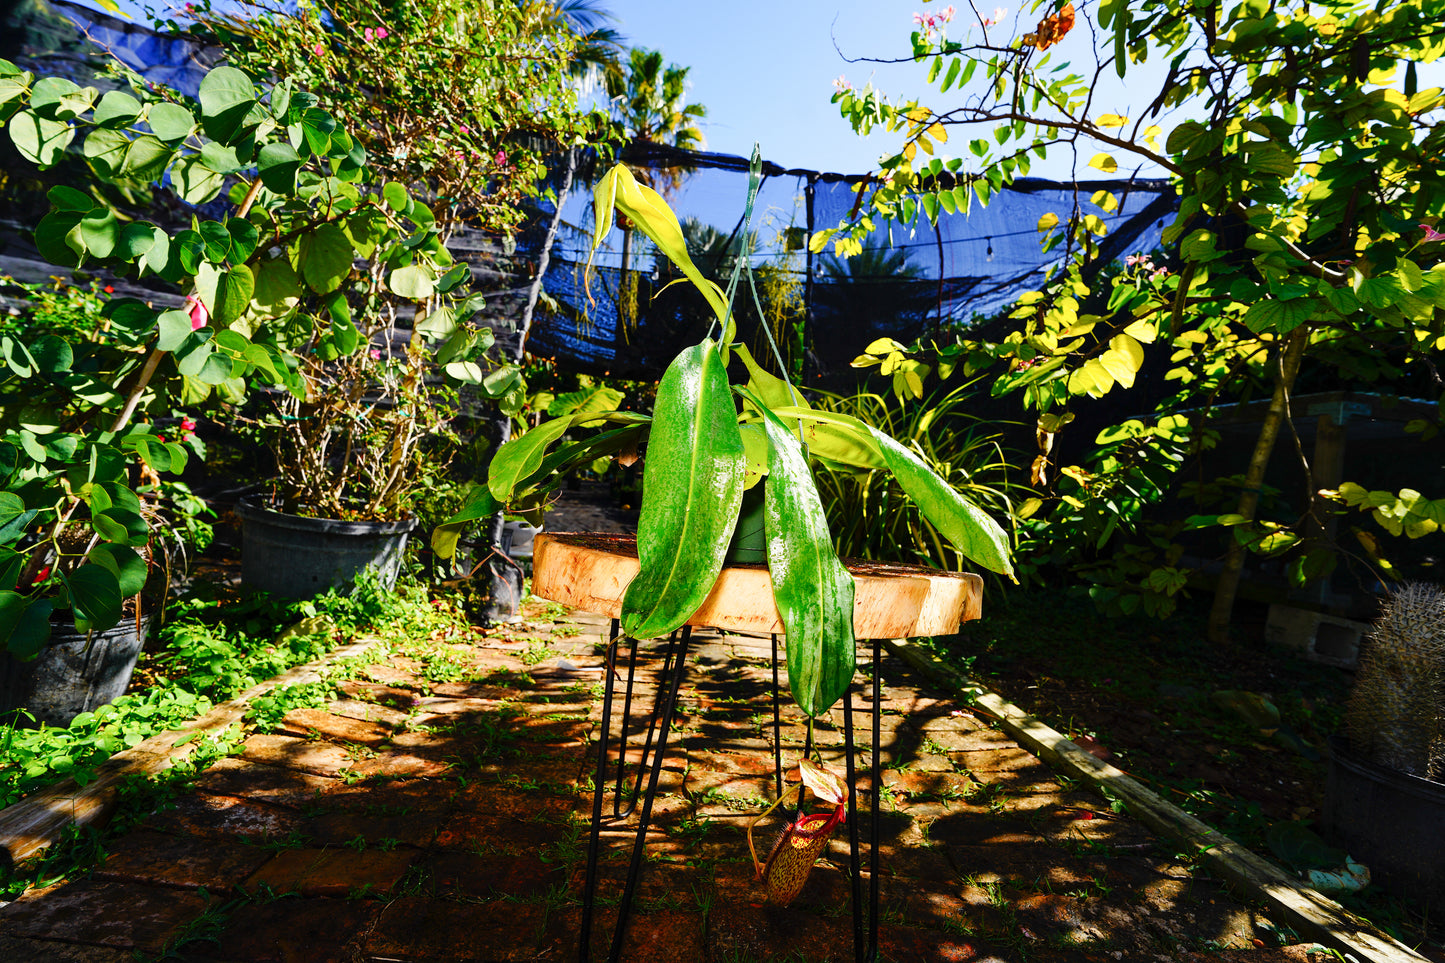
[1344, 583, 1445, 779]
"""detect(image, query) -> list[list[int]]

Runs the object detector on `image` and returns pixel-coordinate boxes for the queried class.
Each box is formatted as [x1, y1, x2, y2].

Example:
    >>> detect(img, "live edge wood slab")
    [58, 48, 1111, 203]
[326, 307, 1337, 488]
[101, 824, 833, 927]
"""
[530, 532, 983, 638]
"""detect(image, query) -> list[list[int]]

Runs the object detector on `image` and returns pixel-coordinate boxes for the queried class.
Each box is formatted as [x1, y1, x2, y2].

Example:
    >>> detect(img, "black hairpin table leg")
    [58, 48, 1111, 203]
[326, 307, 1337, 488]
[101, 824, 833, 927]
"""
[578, 622, 693, 963]
[842, 638, 883, 963]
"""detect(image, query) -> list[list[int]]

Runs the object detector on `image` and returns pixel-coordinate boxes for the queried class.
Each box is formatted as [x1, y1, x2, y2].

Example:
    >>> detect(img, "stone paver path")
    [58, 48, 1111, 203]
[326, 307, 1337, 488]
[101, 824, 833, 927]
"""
[0, 605, 1330, 962]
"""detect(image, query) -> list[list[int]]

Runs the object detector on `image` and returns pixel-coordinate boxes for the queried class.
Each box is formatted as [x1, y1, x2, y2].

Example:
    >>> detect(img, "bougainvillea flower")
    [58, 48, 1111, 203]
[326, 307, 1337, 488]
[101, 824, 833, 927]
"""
[184, 293, 209, 330]
[747, 760, 850, 906]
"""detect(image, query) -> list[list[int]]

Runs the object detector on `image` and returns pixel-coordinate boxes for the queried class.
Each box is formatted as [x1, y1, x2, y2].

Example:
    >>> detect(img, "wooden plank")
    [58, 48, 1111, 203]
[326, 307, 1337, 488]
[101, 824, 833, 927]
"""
[532, 532, 982, 637]
[0, 638, 381, 867]
[886, 639, 1427, 963]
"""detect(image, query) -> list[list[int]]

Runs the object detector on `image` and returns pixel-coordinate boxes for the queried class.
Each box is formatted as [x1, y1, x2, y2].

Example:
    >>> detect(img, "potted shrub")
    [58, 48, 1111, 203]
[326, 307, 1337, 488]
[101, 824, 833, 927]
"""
[0, 58, 457, 699]
[439, 160, 1015, 717]
[1326, 582, 1445, 904]
[230, 177, 522, 599]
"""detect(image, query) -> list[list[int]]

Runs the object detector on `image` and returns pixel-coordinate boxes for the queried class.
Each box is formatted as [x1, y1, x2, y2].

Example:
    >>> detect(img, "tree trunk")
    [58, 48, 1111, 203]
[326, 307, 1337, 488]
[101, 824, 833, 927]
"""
[514, 149, 575, 363]
[1206, 326, 1311, 645]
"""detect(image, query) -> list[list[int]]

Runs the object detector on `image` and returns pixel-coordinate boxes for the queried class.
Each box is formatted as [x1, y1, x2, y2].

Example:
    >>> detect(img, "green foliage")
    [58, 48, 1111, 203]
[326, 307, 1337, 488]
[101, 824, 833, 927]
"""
[827, 0, 1445, 619]
[178, 0, 605, 239]
[812, 383, 1022, 580]
[447, 161, 1016, 716]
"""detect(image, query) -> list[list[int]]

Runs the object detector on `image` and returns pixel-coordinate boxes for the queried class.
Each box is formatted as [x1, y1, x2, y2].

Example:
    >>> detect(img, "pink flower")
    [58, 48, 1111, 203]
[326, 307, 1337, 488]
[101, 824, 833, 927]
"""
[1125, 253, 1149, 268]
[364, 27, 374, 41]
[832, 75, 851, 93]
[313, 42, 325, 55]
[375, 27, 389, 39]
[180, 417, 196, 432]
[184, 294, 209, 330]
[459, 124, 470, 134]
[1422, 223, 1445, 242]
[369, 348, 382, 360]
[1151, 266, 1170, 280]
[982, 6, 1007, 26]
[940, 5, 956, 21]
[494, 150, 508, 166]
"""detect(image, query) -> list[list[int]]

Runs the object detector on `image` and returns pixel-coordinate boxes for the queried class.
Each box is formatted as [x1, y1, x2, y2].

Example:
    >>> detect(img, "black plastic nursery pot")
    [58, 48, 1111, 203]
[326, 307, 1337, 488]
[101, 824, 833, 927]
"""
[1324, 736, 1445, 907]
[0, 615, 152, 728]
[236, 497, 417, 600]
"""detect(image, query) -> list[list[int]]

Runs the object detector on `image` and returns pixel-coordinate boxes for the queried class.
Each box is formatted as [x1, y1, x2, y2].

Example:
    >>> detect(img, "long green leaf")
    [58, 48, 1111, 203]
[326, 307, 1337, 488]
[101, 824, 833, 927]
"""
[767, 406, 887, 470]
[622, 340, 744, 639]
[487, 418, 571, 502]
[748, 392, 855, 717]
[869, 428, 1015, 578]
[432, 483, 499, 559]
[593, 165, 730, 324]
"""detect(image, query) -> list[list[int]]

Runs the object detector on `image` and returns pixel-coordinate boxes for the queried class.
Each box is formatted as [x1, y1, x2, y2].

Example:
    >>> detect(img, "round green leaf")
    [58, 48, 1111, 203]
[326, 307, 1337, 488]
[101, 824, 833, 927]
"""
[93, 89, 142, 127]
[65, 562, 123, 630]
[46, 185, 94, 213]
[114, 221, 158, 261]
[257, 141, 302, 194]
[28, 334, 72, 374]
[382, 181, 409, 211]
[198, 220, 232, 263]
[82, 126, 130, 176]
[197, 65, 256, 142]
[121, 134, 173, 182]
[9, 109, 74, 167]
[0, 593, 53, 661]
[226, 217, 259, 263]
[147, 102, 195, 142]
[173, 155, 225, 205]
[388, 264, 435, 300]
[89, 543, 148, 597]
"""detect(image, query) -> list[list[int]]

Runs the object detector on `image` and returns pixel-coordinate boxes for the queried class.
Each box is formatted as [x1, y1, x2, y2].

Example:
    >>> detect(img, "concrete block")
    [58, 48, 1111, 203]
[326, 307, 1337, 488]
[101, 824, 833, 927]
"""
[1265, 604, 1368, 666]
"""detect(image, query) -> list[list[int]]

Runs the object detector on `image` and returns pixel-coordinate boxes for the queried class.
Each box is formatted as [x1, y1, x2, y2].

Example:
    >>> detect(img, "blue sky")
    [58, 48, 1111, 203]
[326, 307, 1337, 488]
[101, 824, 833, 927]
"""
[600, 0, 1186, 179]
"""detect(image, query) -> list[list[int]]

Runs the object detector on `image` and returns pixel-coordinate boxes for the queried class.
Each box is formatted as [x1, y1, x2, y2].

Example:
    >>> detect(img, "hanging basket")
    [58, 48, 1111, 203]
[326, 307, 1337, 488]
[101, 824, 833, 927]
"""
[530, 532, 981, 638]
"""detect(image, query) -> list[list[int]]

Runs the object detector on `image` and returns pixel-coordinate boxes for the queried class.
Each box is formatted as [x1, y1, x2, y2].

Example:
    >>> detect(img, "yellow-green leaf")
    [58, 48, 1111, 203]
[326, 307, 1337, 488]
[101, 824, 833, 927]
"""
[1088, 153, 1118, 173]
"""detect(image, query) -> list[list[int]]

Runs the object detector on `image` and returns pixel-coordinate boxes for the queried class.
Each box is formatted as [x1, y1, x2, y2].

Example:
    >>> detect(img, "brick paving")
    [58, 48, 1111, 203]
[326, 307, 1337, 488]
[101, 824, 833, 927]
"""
[0, 606, 1333, 962]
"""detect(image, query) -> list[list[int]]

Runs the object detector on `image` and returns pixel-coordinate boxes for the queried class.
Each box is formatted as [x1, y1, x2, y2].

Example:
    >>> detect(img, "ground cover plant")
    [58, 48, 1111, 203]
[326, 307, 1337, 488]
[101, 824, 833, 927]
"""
[819, 0, 1445, 637]
[0, 573, 484, 901]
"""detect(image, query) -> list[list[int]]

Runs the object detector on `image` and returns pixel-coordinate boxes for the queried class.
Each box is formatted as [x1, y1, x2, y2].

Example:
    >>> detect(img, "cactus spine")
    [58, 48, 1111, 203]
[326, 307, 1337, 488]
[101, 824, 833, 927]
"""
[1344, 583, 1445, 779]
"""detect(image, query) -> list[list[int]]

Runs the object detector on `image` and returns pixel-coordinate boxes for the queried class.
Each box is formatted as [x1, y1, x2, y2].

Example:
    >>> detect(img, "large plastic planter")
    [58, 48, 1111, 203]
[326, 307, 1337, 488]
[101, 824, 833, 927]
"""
[237, 497, 417, 600]
[0, 616, 151, 727]
[1325, 736, 1445, 905]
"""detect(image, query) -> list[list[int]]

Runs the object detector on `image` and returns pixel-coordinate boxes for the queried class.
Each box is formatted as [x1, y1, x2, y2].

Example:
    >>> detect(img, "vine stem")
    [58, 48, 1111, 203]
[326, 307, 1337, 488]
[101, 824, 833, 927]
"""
[109, 176, 266, 435]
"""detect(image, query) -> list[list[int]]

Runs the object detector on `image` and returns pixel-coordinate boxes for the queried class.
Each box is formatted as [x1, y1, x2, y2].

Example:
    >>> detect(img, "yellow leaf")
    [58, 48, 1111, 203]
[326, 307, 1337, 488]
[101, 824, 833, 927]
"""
[1110, 332, 1146, 369]
[1122, 320, 1156, 343]
[918, 136, 934, 155]
[904, 140, 918, 161]
[907, 106, 931, 123]
[1090, 190, 1118, 213]
[1088, 153, 1118, 173]
[1098, 348, 1137, 388]
[1143, 124, 1162, 150]
[926, 122, 948, 143]
[849, 354, 881, 368]
[1097, 113, 1128, 129]
[865, 337, 907, 354]
[881, 351, 904, 376]
[1037, 212, 1059, 232]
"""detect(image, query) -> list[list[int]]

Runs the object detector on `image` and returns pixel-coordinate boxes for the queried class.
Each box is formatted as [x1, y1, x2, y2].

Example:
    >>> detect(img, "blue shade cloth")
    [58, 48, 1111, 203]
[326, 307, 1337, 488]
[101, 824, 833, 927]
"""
[525, 143, 1176, 378]
[4, 4, 1178, 381]
[6, 0, 219, 95]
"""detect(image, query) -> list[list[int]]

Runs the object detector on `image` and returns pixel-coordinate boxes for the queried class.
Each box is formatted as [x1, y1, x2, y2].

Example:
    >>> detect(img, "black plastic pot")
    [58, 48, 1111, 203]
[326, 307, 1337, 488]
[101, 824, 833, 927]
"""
[0, 615, 151, 727]
[236, 497, 417, 600]
[1324, 736, 1445, 906]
